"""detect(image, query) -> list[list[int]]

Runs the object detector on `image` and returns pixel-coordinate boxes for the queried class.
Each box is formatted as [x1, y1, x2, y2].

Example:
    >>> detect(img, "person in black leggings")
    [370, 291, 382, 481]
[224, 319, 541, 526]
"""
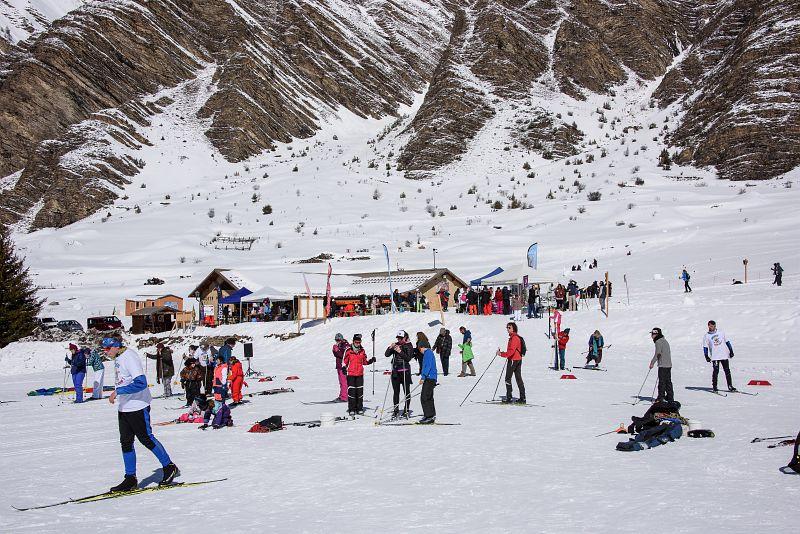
[385, 331, 415, 418]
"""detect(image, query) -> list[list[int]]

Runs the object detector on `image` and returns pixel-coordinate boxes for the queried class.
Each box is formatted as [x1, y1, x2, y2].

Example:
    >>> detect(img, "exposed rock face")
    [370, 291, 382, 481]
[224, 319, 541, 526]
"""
[0, 0, 455, 229]
[0, 0, 798, 229]
[655, 0, 800, 181]
[512, 110, 584, 159]
[553, 0, 691, 99]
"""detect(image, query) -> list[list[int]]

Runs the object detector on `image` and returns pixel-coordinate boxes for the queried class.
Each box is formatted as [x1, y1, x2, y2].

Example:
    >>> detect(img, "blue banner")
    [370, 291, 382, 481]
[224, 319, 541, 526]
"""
[527, 243, 538, 269]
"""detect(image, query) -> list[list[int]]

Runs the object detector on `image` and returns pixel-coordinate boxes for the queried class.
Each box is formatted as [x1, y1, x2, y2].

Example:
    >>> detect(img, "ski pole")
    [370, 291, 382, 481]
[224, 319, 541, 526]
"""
[371, 329, 376, 395]
[632, 367, 652, 404]
[375, 354, 395, 425]
[458, 353, 498, 407]
[378, 387, 422, 421]
[595, 423, 626, 437]
[491, 357, 505, 401]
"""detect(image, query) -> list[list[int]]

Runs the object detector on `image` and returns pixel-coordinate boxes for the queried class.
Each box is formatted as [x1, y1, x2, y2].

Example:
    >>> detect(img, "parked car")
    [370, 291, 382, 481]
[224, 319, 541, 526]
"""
[57, 320, 84, 333]
[35, 317, 59, 330]
[87, 316, 124, 331]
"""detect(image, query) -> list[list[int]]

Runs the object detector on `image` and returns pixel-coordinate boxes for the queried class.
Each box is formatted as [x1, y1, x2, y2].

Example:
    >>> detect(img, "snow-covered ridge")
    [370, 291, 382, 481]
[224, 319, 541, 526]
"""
[0, 0, 83, 44]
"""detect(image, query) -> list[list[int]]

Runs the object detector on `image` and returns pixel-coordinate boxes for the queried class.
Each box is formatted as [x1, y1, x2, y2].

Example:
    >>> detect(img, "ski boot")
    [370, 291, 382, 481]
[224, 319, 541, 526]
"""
[728, 387, 737, 392]
[515, 398, 527, 405]
[160, 463, 180, 486]
[418, 417, 435, 425]
[110, 475, 138, 493]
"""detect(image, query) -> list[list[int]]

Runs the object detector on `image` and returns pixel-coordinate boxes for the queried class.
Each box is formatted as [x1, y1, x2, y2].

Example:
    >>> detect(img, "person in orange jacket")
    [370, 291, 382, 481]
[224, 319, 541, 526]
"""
[556, 328, 570, 370]
[342, 334, 376, 415]
[228, 356, 248, 405]
[497, 322, 525, 403]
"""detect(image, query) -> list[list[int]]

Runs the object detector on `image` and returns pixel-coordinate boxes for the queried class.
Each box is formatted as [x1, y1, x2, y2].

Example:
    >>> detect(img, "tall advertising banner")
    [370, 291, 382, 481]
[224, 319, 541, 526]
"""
[527, 243, 538, 269]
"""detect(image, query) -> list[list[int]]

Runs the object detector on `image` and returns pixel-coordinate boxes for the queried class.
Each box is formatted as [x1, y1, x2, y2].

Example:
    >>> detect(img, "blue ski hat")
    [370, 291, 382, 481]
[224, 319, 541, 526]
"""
[101, 337, 122, 348]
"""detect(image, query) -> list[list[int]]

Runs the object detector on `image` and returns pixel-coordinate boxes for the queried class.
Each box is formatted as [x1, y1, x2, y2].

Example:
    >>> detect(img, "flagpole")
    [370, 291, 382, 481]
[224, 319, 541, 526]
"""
[383, 244, 397, 314]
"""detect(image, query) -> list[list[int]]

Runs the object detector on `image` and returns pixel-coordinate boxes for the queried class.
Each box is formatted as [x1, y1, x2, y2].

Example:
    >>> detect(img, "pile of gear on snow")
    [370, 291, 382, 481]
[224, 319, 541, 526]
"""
[616, 401, 714, 451]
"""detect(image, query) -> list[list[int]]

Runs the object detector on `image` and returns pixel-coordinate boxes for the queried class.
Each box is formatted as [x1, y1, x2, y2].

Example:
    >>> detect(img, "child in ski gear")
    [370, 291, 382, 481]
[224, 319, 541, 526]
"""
[587, 330, 604, 366]
[457, 326, 476, 377]
[179, 358, 204, 407]
[64, 344, 87, 403]
[414, 332, 431, 375]
[104, 337, 178, 492]
[195, 341, 214, 394]
[433, 328, 452, 376]
[201, 399, 233, 429]
[385, 331, 415, 418]
[86, 348, 106, 399]
[146, 343, 175, 398]
[332, 333, 350, 402]
[228, 356, 246, 404]
[342, 334, 376, 415]
[649, 328, 674, 402]
[681, 269, 692, 292]
[218, 338, 235, 364]
[418, 339, 438, 423]
[498, 323, 525, 403]
[556, 328, 570, 370]
[772, 262, 783, 286]
[702, 320, 736, 392]
[212, 354, 229, 408]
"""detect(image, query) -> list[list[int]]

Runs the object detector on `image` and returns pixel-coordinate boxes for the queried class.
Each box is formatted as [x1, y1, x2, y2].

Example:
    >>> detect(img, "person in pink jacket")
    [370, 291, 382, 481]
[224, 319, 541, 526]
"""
[332, 333, 350, 402]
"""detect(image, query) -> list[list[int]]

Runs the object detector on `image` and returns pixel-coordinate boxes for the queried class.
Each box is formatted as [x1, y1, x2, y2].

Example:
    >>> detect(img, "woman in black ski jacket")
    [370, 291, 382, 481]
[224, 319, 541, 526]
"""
[385, 330, 415, 418]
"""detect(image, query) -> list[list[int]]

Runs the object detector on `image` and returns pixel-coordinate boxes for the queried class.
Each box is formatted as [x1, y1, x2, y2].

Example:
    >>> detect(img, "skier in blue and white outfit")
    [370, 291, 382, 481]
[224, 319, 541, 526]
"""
[104, 337, 179, 492]
[702, 320, 736, 393]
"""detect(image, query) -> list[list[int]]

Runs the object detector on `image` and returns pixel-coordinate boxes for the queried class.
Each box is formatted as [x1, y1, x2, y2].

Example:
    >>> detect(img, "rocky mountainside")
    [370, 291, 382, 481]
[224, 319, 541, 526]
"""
[0, 0, 798, 230]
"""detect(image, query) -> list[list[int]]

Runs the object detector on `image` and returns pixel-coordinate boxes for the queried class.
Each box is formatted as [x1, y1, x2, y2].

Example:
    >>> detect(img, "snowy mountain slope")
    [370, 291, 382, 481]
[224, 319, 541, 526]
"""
[1, 0, 799, 232]
[0, 0, 83, 50]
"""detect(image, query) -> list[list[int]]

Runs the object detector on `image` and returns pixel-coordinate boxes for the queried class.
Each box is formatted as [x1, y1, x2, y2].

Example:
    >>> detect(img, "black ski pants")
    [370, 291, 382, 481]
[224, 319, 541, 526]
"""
[347, 375, 364, 413]
[712, 360, 734, 390]
[439, 352, 450, 376]
[391, 371, 412, 414]
[421, 379, 436, 418]
[185, 380, 201, 406]
[505, 359, 526, 401]
[684, 280, 692, 292]
[657, 367, 674, 402]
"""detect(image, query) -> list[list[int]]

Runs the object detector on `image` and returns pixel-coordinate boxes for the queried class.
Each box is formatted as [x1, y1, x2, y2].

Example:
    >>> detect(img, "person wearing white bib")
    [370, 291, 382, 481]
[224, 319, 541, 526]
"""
[104, 337, 179, 492]
[702, 320, 736, 392]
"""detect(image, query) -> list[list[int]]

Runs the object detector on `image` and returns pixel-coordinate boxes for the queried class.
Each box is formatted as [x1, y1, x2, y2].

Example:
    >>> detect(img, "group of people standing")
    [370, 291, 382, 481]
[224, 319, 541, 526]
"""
[332, 326, 478, 423]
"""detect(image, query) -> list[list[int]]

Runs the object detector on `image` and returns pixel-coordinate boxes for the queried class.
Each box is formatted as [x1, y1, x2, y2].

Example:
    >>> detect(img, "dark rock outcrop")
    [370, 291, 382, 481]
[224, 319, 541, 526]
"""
[655, 0, 800, 181]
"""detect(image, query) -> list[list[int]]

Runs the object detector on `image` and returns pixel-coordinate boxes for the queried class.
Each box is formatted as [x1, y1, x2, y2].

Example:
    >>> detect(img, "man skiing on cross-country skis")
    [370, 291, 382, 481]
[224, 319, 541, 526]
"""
[104, 337, 179, 492]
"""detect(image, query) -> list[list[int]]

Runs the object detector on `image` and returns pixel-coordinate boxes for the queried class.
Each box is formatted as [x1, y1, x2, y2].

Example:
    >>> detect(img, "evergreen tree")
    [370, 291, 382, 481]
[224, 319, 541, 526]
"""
[658, 148, 672, 169]
[0, 225, 43, 347]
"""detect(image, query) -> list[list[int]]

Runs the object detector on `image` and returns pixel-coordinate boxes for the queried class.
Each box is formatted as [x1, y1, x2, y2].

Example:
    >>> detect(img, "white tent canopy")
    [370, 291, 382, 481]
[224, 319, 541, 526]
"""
[241, 285, 293, 302]
[479, 265, 560, 286]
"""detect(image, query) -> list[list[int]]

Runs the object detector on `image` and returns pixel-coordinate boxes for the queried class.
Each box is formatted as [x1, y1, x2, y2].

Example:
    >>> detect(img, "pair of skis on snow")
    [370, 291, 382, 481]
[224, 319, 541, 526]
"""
[13, 478, 228, 511]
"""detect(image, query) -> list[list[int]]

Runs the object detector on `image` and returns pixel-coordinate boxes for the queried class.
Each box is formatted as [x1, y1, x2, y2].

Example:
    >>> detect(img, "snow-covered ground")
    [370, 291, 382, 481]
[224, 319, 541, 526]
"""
[2, 44, 800, 531]
[0, 279, 798, 531]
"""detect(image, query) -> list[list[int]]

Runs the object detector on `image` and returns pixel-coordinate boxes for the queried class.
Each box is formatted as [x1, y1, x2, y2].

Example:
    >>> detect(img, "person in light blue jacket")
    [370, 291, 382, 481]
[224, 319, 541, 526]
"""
[418, 337, 438, 424]
[586, 330, 604, 366]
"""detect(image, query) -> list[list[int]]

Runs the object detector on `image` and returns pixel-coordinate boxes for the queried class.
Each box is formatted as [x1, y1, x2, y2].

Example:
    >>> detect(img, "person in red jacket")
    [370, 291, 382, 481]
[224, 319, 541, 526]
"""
[497, 322, 525, 403]
[556, 328, 570, 370]
[228, 356, 247, 405]
[342, 334, 376, 415]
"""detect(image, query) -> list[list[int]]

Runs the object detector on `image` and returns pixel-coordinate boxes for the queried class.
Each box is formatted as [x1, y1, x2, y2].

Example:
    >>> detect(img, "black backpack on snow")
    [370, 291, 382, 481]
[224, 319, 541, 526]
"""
[519, 336, 527, 356]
